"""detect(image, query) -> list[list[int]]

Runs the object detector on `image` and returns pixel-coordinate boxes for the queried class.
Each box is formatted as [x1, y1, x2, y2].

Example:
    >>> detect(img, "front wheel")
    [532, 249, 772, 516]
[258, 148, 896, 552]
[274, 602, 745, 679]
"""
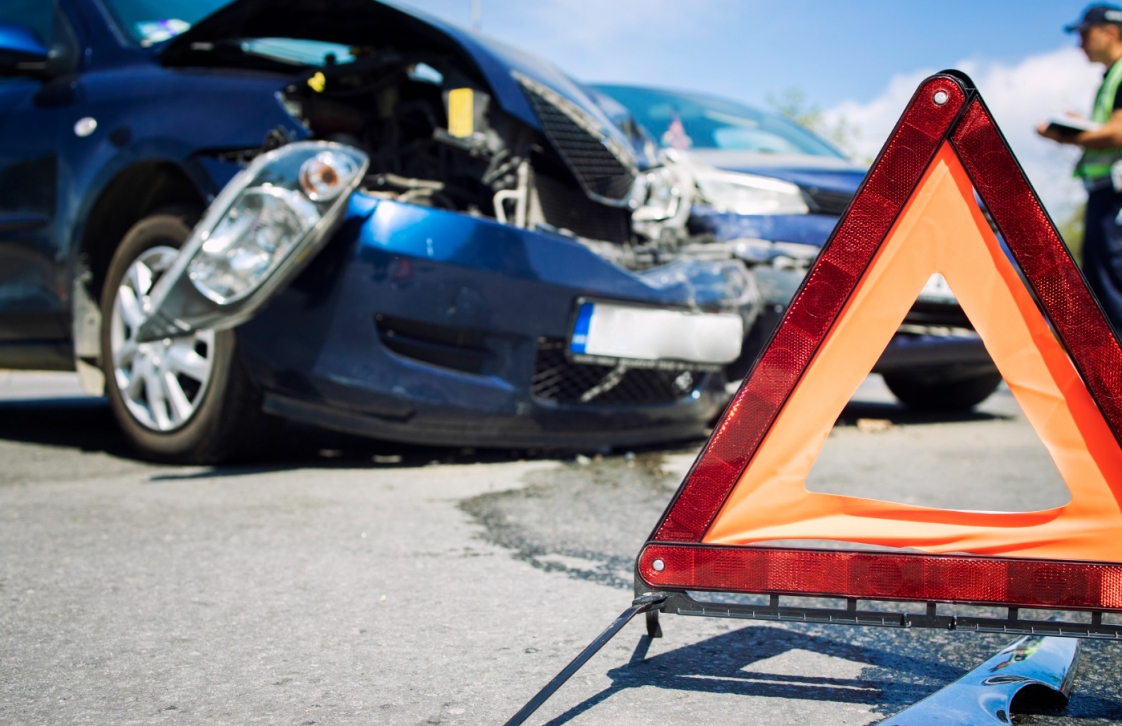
[882, 369, 1003, 412]
[100, 210, 278, 463]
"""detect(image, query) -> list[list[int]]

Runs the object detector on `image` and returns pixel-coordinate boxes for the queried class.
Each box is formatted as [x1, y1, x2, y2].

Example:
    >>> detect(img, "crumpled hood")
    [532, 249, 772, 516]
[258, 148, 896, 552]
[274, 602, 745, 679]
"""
[160, 0, 632, 152]
[683, 149, 867, 195]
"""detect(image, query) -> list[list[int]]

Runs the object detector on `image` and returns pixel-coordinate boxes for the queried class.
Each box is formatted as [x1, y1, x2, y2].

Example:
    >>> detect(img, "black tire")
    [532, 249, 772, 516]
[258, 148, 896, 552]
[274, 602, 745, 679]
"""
[882, 370, 1003, 412]
[99, 209, 279, 463]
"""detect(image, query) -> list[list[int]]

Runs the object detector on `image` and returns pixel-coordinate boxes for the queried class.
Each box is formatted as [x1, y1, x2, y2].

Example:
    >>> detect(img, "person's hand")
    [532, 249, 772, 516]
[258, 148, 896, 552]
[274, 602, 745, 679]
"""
[1037, 121, 1070, 143]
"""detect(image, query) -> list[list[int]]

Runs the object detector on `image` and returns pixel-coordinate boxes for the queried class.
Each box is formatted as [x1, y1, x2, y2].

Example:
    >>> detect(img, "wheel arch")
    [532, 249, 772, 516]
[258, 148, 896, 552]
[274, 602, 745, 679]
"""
[76, 160, 207, 304]
[70, 160, 208, 394]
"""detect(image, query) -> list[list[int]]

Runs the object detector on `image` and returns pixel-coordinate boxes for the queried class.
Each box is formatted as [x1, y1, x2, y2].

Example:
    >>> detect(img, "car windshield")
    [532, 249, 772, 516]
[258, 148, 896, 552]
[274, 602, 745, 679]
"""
[99, 0, 354, 64]
[593, 85, 844, 158]
[100, 0, 231, 45]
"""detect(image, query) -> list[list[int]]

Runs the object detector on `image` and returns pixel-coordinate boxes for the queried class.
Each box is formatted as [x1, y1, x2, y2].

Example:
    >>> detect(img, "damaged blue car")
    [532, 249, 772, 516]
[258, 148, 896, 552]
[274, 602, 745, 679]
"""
[0, 0, 758, 462]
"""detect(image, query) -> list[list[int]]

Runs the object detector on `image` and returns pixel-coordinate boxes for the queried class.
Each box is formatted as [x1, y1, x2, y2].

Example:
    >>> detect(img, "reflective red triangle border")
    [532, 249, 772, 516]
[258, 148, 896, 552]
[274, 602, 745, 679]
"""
[637, 71, 1122, 611]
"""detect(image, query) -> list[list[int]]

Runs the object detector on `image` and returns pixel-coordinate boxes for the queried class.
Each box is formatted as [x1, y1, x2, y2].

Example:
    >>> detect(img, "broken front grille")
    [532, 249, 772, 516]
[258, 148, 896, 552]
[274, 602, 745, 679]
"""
[534, 172, 632, 243]
[515, 73, 636, 205]
[532, 338, 701, 405]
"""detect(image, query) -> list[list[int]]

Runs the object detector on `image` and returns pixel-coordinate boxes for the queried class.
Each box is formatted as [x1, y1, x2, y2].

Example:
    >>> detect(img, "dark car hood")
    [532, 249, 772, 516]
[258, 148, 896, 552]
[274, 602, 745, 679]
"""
[160, 0, 629, 147]
[684, 149, 867, 195]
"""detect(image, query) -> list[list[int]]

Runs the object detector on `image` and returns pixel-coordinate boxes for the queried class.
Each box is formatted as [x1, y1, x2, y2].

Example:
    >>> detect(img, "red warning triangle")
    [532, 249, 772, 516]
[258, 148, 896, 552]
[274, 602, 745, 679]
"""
[638, 72, 1122, 611]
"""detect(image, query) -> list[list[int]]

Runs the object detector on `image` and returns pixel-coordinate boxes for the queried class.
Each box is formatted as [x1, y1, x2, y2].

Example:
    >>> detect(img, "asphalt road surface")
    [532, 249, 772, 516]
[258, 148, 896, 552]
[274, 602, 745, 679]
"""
[1, 371, 1120, 725]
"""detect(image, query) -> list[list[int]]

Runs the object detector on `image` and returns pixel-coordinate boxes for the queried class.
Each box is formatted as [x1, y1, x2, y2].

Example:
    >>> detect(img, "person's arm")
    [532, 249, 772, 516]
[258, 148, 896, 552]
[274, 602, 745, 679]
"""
[1077, 109, 1122, 147]
[1037, 109, 1122, 147]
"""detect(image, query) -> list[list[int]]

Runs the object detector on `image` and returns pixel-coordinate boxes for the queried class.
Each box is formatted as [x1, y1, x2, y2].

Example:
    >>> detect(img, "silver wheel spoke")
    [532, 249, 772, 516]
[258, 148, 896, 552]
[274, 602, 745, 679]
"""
[114, 339, 138, 368]
[144, 367, 171, 430]
[162, 371, 193, 424]
[125, 356, 147, 400]
[117, 286, 145, 329]
[166, 341, 210, 382]
[128, 259, 154, 297]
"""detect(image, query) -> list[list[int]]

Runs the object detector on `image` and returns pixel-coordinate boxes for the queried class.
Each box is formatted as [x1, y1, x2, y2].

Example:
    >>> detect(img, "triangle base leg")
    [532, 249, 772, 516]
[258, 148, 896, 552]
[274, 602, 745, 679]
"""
[503, 594, 666, 726]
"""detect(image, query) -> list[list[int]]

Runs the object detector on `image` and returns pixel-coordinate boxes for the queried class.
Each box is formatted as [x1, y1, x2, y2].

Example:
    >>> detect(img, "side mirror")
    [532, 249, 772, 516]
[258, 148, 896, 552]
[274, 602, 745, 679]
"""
[0, 23, 50, 78]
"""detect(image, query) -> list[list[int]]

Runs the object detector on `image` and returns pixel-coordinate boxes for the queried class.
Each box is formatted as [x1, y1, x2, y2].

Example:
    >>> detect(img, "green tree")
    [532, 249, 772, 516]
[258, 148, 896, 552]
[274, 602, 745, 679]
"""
[768, 88, 863, 161]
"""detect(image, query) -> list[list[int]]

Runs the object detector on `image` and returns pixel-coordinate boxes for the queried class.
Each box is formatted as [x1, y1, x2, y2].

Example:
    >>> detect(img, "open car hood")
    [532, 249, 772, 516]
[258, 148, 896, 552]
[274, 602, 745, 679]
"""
[160, 0, 630, 148]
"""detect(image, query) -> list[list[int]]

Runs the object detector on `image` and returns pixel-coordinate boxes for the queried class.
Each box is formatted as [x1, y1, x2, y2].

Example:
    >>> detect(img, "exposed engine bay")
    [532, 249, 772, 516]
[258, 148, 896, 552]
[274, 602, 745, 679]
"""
[155, 0, 762, 374]
[275, 48, 696, 271]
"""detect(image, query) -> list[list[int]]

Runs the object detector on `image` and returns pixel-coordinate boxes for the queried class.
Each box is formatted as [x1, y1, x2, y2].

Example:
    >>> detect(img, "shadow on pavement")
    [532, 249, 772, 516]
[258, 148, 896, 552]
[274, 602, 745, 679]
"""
[0, 396, 137, 457]
[0, 391, 1007, 478]
[539, 623, 1122, 725]
[540, 625, 964, 725]
[0, 395, 655, 476]
[836, 399, 1007, 427]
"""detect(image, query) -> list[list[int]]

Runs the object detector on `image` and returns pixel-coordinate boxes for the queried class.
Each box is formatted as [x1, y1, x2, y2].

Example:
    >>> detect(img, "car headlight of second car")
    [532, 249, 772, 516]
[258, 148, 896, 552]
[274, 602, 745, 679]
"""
[694, 170, 808, 216]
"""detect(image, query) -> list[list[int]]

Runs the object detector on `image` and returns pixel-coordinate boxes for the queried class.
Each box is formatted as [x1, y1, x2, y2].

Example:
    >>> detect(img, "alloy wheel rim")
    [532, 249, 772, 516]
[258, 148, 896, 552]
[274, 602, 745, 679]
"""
[109, 245, 216, 432]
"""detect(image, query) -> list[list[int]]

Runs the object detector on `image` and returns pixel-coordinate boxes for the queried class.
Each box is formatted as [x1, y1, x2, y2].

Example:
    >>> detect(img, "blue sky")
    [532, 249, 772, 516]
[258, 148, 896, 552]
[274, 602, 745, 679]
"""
[396, 0, 1091, 108]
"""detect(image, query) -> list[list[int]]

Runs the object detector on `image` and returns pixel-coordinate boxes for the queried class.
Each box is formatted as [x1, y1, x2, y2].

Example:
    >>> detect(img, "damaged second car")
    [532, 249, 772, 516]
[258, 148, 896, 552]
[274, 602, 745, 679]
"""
[0, 0, 760, 461]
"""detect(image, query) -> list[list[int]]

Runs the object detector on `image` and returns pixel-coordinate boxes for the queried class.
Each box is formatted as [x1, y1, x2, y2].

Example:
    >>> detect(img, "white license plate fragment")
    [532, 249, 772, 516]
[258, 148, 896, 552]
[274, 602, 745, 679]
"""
[569, 301, 743, 365]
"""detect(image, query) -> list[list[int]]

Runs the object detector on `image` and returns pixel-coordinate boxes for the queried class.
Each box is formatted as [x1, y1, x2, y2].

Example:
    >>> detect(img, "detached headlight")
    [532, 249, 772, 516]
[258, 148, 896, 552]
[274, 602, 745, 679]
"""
[188, 186, 320, 303]
[136, 142, 368, 342]
[695, 171, 809, 216]
[188, 147, 364, 304]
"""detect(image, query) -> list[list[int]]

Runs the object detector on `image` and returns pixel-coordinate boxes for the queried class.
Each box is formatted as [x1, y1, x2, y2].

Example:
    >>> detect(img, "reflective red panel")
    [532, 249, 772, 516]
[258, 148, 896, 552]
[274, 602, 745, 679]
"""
[653, 76, 968, 543]
[950, 100, 1122, 450]
[639, 545, 1122, 611]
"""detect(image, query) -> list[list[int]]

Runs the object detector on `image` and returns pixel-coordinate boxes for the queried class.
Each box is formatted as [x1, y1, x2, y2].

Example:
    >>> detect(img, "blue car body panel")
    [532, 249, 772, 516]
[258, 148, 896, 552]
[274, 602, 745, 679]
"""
[238, 197, 726, 446]
[689, 208, 842, 247]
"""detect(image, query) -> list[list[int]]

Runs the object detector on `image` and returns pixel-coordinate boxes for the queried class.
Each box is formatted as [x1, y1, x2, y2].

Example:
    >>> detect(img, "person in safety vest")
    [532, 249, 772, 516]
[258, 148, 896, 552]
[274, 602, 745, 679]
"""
[1038, 4, 1122, 333]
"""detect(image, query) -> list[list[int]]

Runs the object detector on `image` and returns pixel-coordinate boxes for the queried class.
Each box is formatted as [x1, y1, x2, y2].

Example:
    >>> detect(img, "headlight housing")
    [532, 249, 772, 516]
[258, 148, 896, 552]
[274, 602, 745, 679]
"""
[136, 141, 368, 342]
[694, 170, 809, 216]
[188, 185, 321, 303]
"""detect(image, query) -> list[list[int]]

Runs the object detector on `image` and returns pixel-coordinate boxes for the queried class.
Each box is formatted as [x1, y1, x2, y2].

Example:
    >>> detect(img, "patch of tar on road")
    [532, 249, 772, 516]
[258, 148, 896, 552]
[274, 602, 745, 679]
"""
[460, 449, 686, 589]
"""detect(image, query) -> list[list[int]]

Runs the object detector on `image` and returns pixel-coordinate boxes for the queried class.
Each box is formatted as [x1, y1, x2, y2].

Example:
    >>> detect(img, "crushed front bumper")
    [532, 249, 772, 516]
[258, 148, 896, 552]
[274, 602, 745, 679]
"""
[235, 195, 745, 448]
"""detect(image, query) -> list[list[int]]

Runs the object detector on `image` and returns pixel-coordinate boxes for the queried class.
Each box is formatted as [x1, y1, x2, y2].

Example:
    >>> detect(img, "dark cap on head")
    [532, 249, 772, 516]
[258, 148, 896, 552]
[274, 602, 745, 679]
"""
[1066, 4, 1122, 32]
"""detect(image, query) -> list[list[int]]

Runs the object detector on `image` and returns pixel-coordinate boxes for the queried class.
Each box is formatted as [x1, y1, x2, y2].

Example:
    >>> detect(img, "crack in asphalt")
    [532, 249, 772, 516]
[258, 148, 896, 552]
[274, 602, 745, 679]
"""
[460, 451, 679, 589]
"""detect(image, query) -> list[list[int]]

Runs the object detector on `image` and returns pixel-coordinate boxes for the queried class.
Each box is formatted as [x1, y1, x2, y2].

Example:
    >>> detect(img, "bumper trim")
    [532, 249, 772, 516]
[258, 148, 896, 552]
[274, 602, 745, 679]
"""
[263, 392, 713, 449]
[873, 335, 995, 373]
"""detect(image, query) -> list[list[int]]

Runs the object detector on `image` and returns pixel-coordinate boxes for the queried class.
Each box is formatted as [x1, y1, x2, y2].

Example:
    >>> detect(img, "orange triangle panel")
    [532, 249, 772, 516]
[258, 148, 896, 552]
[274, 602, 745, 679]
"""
[638, 73, 1122, 611]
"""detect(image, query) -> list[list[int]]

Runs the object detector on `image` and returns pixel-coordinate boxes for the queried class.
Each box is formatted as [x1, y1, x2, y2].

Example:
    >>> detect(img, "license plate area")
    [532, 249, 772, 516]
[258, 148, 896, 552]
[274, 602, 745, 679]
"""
[568, 300, 743, 372]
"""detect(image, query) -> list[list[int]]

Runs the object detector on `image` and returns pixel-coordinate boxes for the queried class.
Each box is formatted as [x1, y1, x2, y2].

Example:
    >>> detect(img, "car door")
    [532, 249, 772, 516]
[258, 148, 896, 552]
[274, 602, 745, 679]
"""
[0, 0, 79, 351]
